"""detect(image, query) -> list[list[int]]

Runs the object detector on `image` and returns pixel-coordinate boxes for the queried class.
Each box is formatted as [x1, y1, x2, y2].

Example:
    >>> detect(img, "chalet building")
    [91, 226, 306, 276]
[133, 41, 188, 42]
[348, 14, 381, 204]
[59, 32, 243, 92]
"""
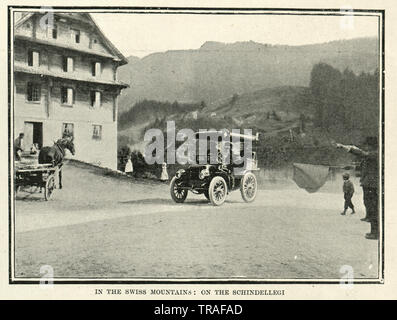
[13, 12, 128, 169]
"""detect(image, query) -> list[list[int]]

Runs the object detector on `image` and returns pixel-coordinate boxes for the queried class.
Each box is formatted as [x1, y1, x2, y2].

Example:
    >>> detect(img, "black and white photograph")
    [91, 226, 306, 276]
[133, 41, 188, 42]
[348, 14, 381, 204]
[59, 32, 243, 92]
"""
[4, 2, 392, 297]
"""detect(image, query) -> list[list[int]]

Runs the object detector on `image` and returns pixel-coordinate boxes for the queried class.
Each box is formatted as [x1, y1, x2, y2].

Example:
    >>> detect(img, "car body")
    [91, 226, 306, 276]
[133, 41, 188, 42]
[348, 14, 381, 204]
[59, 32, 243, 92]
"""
[170, 130, 259, 206]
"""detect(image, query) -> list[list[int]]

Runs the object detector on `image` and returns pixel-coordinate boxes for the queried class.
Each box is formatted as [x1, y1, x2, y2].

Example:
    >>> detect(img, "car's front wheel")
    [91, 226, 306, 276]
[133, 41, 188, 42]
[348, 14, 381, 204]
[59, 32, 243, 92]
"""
[170, 176, 188, 203]
[208, 176, 227, 206]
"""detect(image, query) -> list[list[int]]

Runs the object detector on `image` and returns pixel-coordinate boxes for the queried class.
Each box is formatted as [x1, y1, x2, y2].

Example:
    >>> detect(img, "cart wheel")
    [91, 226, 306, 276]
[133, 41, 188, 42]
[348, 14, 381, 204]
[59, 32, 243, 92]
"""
[44, 175, 56, 201]
[240, 172, 258, 203]
[170, 177, 188, 203]
[208, 176, 227, 206]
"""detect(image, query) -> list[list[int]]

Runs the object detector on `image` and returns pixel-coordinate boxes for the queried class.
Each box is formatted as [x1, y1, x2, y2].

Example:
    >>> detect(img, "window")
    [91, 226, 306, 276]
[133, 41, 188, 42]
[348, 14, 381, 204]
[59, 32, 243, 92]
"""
[62, 123, 74, 137]
[91, 62, 101, 77]
[62, 56, 74, 72]
[61, 87, 75, 105]
[27, 82, 41, 102]
[90, 91, 101, 108]
[72, 29, 80, 43]
[47, 24, 57, 39]
[52, 24, 58, 39]
[89, 38, 98, 49]
[28, 50, 39, 67]
[92, 125, 102, 140]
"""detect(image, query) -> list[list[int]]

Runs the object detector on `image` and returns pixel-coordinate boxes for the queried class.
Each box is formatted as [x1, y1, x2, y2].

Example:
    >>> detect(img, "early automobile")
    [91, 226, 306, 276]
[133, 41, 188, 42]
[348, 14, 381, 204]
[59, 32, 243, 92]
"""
[170, 130, 260, 206]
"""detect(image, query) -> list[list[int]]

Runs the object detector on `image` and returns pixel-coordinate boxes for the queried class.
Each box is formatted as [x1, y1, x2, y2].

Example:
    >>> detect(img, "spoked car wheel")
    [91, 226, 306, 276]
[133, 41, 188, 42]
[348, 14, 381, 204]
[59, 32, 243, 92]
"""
[240, 172, 258, 203]
[44, 174, 56, 201]
[170, 177, 188, 203]
[208, 176, 228, 206]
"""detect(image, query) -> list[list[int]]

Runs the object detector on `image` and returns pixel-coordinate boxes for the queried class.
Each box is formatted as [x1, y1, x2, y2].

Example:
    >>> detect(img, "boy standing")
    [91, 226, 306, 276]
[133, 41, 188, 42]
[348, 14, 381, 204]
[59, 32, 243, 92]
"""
[341, 172, 355, 215]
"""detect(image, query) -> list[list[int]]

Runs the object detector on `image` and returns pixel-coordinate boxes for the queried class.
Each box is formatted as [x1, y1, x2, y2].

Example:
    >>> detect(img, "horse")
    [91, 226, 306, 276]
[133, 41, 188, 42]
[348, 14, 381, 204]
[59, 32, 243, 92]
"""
[38, 137, 75, 189]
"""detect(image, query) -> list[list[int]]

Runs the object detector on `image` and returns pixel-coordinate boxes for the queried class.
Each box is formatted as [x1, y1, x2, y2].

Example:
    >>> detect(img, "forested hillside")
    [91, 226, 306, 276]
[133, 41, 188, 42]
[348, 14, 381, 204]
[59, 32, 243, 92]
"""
[117, 37, 378, 112]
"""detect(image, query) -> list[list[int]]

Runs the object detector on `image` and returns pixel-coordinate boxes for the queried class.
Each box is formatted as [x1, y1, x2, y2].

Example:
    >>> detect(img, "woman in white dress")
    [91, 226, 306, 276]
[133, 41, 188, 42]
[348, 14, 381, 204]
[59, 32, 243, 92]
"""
[124, 155, 133, 176]
[160, 162, 169, 182]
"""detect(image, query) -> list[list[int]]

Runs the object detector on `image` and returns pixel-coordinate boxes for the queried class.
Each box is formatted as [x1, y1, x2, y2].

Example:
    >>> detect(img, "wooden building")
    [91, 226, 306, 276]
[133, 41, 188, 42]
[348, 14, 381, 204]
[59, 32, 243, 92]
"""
[13, 12, 128, 169]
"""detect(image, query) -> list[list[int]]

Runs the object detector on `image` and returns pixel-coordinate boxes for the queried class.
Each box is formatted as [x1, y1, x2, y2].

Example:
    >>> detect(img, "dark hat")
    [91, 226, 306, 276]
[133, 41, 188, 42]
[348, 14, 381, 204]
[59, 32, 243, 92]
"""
[364, 136, 378, 149]
[343, 172, 350, 179]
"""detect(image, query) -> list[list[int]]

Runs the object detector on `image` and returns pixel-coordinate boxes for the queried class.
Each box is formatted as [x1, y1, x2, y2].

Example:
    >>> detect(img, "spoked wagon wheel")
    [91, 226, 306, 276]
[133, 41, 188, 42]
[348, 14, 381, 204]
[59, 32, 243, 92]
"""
[44, 174, 56, 201]
[170, 177, 188, 203]
[208, 176, 227, 206]
[240, 172, 258, 203]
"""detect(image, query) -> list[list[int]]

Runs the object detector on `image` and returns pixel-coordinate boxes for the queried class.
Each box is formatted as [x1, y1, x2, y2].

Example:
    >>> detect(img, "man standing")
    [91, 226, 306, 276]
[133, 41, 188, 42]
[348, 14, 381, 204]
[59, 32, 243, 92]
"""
[336, 137, 379, 240]
[14, 132, 24, 161]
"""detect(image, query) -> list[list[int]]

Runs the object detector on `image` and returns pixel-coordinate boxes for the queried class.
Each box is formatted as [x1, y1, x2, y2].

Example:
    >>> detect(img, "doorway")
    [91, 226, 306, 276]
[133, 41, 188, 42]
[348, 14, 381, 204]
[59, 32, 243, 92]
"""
[23, 122, 43, 150]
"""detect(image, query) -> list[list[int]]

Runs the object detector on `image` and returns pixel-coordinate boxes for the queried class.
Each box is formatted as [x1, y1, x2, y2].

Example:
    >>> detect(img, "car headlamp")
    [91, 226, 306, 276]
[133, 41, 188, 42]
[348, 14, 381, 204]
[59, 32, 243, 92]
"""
[175, 169, 185, 179]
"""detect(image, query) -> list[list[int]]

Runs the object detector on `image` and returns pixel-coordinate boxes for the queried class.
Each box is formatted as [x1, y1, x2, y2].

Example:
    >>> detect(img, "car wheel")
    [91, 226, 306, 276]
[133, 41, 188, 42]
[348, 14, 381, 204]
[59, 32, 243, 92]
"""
[240, 172, 258, 203]
[208, 176, 227, 206]
[170, 176, 188, 203]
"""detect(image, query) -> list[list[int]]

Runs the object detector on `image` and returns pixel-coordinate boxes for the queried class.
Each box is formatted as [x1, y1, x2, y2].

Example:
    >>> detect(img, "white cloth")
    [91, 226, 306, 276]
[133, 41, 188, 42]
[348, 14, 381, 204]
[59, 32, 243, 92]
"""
[161, 166, 169, 181]
[124, 159, 133, 173]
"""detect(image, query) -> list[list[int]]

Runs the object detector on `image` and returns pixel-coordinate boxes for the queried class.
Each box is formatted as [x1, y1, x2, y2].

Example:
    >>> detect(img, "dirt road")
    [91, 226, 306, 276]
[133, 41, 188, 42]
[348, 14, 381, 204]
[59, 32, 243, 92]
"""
[14, 161, 379, 280]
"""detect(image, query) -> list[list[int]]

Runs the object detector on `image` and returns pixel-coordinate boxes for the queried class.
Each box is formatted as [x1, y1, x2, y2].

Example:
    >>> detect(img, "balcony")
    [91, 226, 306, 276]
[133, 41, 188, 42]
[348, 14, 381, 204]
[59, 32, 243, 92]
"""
[14, 62, 129, 88]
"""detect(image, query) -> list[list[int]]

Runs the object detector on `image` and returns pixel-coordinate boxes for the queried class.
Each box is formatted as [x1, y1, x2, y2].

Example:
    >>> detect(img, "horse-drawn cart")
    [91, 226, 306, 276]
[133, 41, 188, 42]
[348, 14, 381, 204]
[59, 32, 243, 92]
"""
[14, 162, 59, 201]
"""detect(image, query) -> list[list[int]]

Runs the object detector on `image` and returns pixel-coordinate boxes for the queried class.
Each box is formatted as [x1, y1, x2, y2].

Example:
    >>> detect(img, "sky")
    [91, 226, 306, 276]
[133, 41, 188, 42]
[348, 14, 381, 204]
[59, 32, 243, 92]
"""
[91, 12, 379, 58]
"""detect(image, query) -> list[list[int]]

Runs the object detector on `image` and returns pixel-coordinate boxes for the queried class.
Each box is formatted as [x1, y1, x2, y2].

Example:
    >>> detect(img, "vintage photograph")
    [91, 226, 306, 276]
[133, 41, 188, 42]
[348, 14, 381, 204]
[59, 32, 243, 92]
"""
[9, 7, 383, 283]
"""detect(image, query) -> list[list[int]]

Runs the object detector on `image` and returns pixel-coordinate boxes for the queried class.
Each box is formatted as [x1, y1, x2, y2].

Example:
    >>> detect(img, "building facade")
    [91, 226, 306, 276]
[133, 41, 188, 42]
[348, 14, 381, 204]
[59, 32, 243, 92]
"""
[13, 12, 128, 169]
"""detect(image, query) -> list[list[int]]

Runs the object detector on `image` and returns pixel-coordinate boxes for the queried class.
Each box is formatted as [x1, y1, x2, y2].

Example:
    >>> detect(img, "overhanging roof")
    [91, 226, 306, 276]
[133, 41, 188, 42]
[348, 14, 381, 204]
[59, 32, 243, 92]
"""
[14, 12, 128, 66]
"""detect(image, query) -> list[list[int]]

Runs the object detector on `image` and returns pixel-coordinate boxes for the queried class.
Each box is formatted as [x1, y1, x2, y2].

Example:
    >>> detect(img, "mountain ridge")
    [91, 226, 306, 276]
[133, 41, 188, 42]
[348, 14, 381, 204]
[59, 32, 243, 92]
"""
[118, 37, 378, 112]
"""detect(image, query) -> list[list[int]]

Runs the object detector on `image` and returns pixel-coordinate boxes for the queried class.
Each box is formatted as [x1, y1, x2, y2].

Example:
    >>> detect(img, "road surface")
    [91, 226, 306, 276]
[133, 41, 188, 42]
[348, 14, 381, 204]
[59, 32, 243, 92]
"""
[14, 161, 379, 280]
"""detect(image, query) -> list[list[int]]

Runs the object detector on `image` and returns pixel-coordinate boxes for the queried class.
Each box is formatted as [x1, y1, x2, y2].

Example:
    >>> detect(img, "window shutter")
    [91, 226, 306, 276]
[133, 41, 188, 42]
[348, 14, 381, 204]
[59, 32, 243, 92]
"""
[67, 88, 73, 105]
[61, 87, 65, 104]
[90, 91, 95, 107]
[32, 51, 39, 67]
[91, 62, 96, 76]
[67, 57, 73, 72]
[27, 82, 33, 100]
[95, 62, 101, 77]
[72, 88, 76, 104]
[35, 85, 41, 102]
[62, 57, 67, 72]
[52, 25, 57, 39]
[96, 91, 101, 108]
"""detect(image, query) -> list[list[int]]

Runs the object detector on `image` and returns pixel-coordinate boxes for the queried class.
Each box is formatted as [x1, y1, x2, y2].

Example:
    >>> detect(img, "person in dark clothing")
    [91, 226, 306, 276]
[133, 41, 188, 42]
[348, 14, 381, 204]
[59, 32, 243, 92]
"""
[341, 172, 355, 215]
[14, 132, 24, 161]
[336, 137, 379, 240]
